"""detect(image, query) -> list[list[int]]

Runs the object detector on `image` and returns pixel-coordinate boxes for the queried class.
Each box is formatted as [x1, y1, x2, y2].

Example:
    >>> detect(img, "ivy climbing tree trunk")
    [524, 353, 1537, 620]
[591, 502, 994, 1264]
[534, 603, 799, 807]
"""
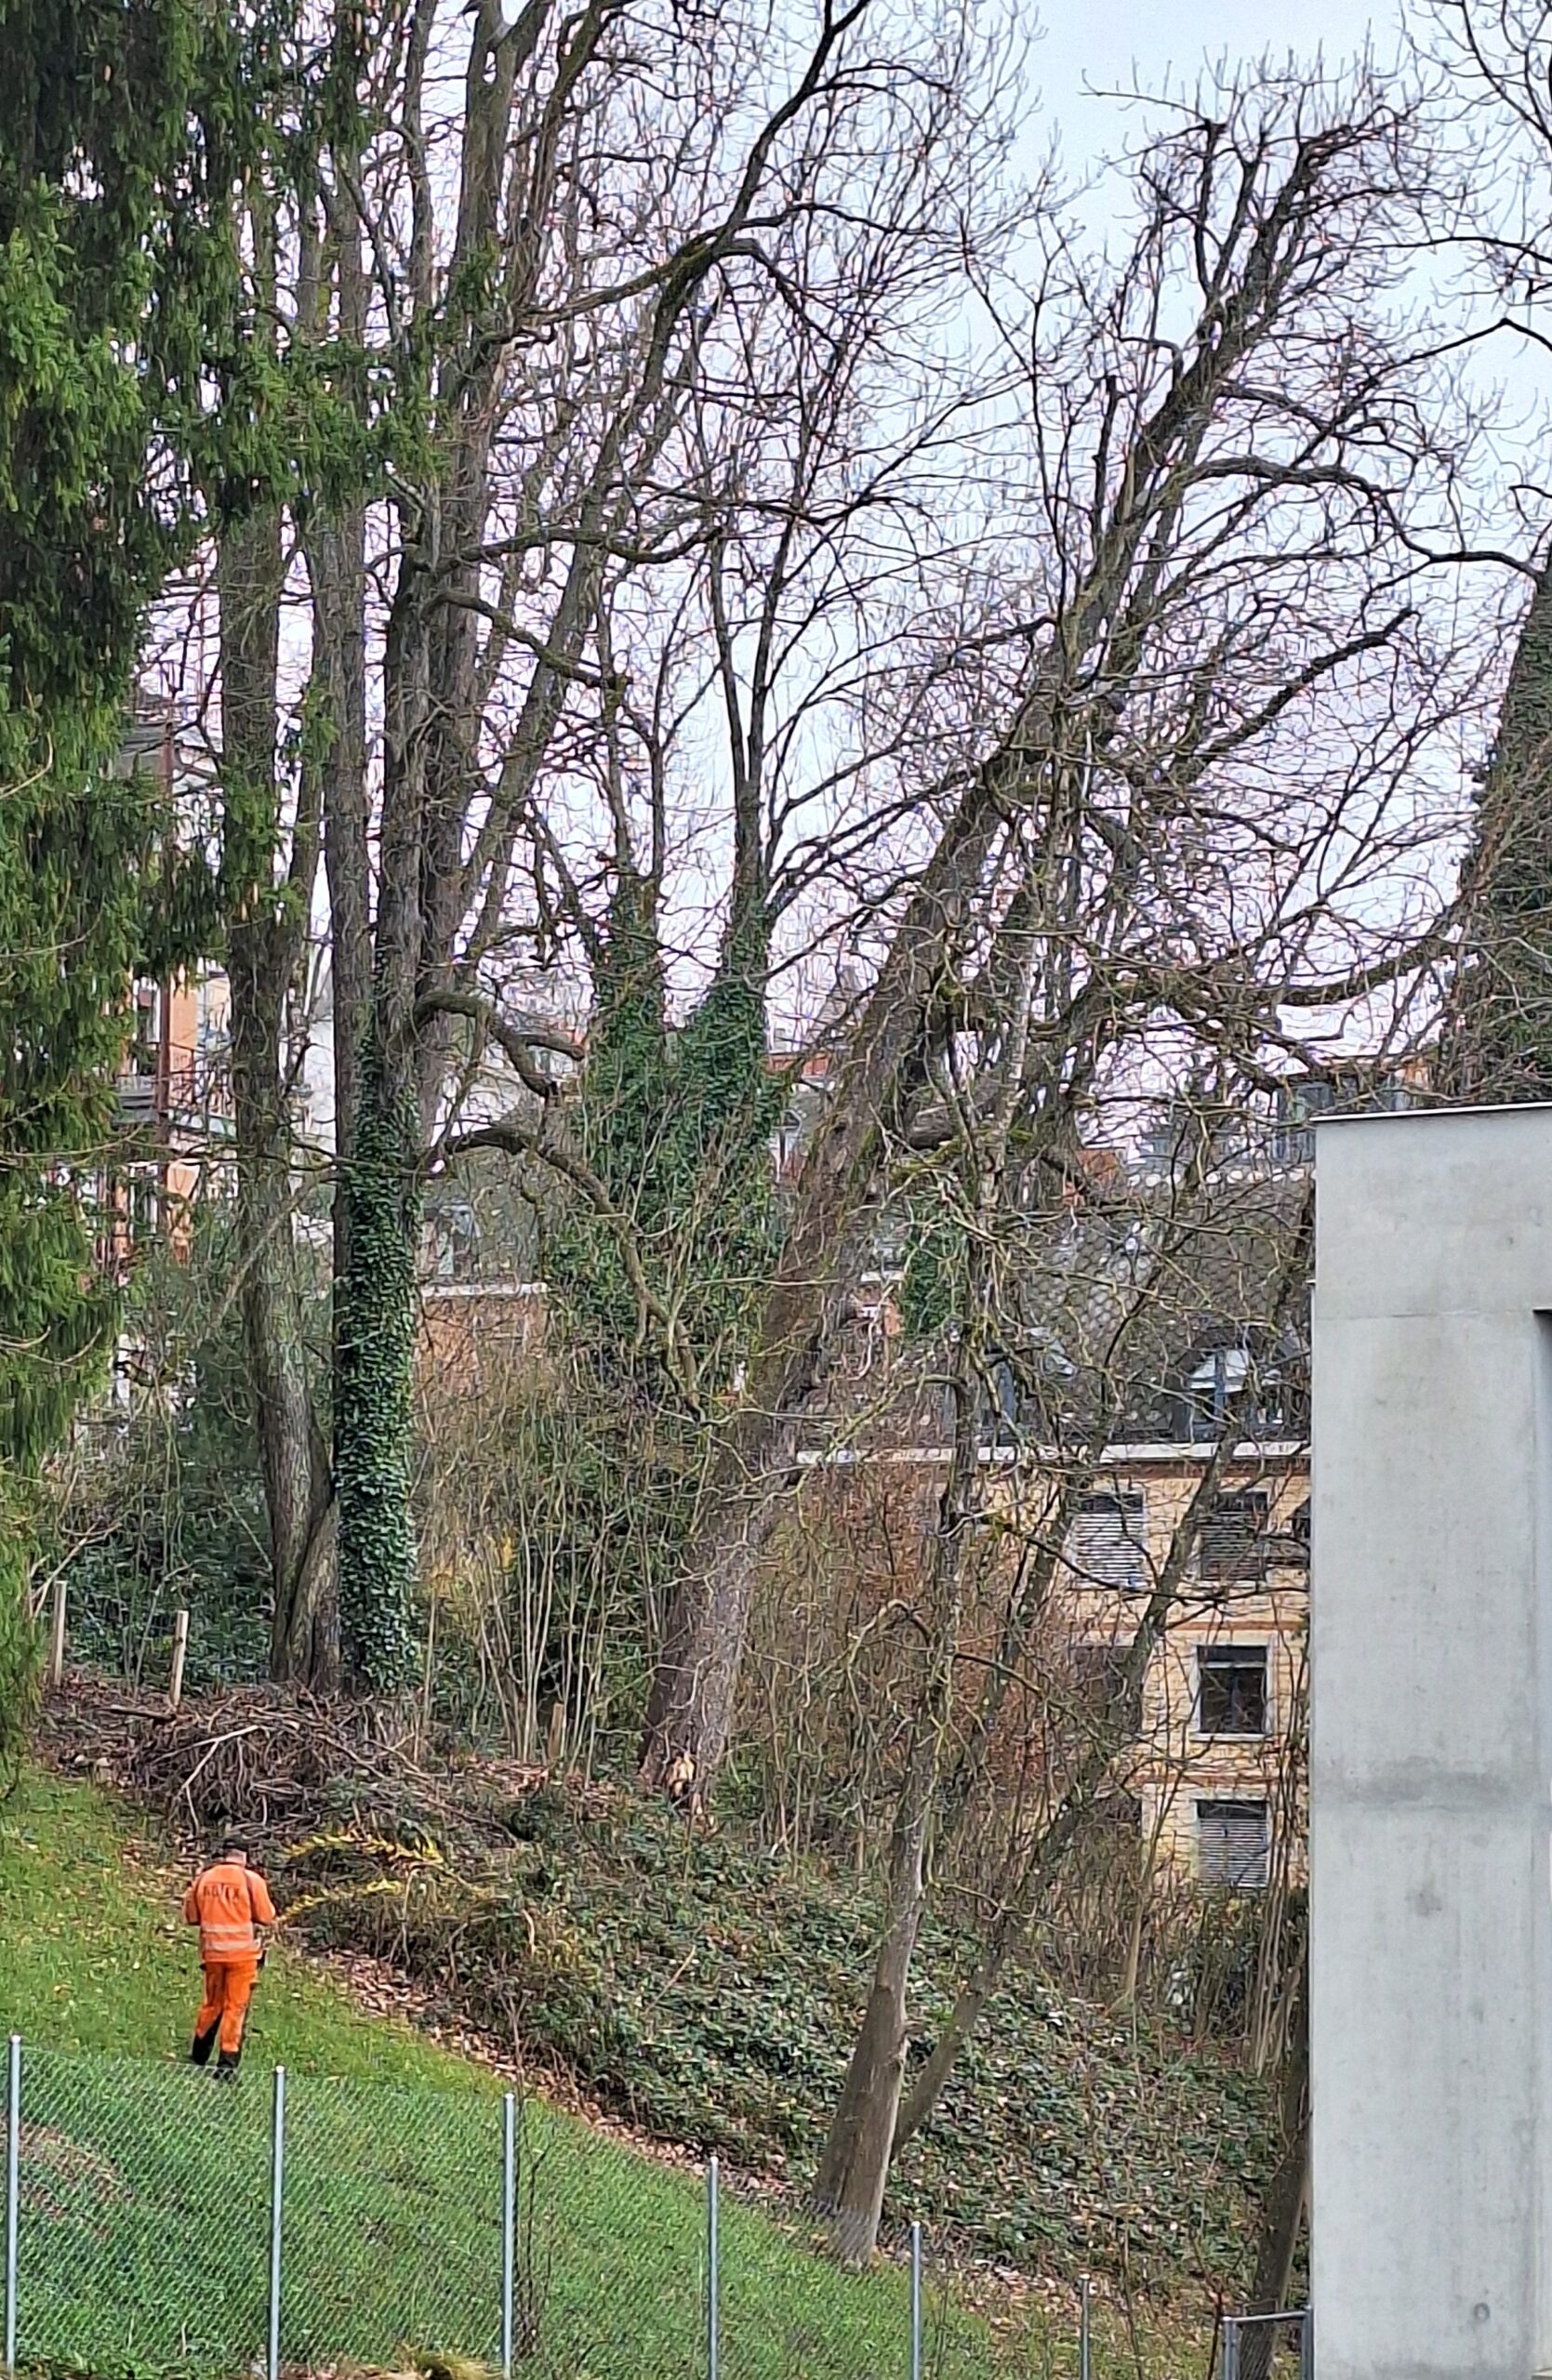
[335, 1038, 422, 1693]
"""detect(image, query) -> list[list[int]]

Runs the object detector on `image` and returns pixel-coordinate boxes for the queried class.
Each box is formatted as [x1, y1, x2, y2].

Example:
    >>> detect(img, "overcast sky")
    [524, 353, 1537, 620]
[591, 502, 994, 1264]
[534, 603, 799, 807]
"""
[1034, 0, 1387, 163]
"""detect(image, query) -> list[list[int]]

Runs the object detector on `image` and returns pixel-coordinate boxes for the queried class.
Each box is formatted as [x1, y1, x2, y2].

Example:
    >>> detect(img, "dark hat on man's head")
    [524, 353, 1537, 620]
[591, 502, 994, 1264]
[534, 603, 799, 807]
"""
[220, 1832, 249, 1858]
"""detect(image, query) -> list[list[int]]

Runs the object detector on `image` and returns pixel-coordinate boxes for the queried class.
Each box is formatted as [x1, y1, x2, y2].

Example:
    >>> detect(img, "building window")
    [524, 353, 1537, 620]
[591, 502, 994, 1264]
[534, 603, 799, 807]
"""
[1066, 1490, 1147, 1592]
[1197, 1799, 1269, 1889]
[130, 989, 159, 1076]
[773, 1108, 804, 1178]
[1179, 1340, 1295, 1441]
[1069, 1641, 1145, 1738]
[1197, 1490, 1269, 1583]
[127, 1170, 158, 1247]
[1197, 1644, 1268, 1735]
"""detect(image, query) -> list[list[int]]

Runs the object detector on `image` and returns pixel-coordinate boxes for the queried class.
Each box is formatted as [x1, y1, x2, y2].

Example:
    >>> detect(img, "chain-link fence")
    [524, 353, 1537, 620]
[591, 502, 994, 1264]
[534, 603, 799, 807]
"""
[0, 2037, 1307, 2379]
[0, 2037, 997, 2380]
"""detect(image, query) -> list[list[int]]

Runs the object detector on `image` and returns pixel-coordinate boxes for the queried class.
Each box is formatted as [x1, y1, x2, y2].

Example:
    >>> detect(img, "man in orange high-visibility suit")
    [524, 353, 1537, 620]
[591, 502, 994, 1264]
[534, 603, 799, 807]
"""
[183, 1835, 276, 2076]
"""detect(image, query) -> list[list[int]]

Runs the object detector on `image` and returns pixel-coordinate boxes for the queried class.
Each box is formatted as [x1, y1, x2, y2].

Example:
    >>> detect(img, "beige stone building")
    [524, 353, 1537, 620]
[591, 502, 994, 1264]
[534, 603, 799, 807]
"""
[1052, 1442, 1308, 1891]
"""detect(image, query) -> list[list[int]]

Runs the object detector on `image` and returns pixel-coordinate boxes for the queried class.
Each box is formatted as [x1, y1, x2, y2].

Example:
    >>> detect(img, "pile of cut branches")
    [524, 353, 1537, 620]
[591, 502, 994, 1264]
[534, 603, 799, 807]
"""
[40, 1678, 452, 1848]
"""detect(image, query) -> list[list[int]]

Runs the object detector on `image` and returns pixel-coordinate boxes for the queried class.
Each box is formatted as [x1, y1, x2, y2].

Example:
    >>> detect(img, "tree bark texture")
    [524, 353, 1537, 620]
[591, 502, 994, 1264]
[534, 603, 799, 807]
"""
[218, 510, 337, 1690]
[809, 1353, 980, 2265]
[1238, 1959, 1309, 2380]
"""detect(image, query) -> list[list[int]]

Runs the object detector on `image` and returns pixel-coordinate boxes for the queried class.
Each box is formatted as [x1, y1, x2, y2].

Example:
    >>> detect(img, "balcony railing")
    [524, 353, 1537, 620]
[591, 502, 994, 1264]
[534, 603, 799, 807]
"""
[114, 1060, 224, 1125]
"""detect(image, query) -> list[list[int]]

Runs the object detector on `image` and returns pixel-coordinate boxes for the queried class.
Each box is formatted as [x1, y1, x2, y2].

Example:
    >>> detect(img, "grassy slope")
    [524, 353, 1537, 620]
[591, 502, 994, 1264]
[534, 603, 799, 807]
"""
[2, 1770, 1162, 2380]
[0, 1771, 940, 2380]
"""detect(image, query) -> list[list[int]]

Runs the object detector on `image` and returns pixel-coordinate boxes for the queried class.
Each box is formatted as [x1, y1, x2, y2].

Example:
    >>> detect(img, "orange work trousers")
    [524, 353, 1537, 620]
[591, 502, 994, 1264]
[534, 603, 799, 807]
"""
[195, 1957, 259, 2056]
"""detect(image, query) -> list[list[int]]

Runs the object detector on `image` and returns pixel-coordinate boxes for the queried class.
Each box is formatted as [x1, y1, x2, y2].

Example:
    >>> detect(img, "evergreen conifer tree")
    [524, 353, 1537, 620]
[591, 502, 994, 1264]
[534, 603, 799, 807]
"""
[0, 0, 243, 1768]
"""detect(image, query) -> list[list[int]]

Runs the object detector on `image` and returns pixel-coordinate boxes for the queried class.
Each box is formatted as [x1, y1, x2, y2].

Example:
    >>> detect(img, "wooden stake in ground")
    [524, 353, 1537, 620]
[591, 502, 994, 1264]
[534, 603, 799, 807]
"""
[168, 1609, 190, 1714]
[47, 1573, 67, 1693]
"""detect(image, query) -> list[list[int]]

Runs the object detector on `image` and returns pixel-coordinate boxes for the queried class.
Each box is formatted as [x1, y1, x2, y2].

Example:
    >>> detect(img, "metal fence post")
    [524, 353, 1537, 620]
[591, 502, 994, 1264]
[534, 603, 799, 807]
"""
[909, 2220, 922, 2380]
[1079, 2273, 1091, 2380]
[706, 2154, 720, 2380]
[501, 2092, 516, 2380]
[1301, 2307, 1314, 2380]
[1222, 2316, 1239, 2380]
[5, 2035, 19, 2373]
[267, 2066, 286, 2380]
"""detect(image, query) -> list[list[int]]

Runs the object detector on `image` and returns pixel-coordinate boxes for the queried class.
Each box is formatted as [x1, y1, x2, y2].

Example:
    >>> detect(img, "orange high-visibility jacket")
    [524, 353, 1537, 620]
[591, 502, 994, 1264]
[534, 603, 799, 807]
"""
[182, 1861, 276, 1964]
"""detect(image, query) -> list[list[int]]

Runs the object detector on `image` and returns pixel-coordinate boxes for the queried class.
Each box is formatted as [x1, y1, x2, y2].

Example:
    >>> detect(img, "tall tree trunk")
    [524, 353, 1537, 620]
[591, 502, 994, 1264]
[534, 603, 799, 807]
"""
[335, 1033, 422, 1694]
[219, 509, 337, 1689]
[810, 1350, 979, 2266]
[1238, 1959, 1309, 2380]
[310, 178, 370, 1404]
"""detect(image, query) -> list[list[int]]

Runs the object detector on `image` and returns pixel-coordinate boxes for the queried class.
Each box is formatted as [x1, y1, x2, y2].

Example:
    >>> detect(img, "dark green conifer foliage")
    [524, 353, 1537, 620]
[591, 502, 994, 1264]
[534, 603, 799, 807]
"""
[1440, 559, 1552, 1101]
[0, 0, 246, 1769]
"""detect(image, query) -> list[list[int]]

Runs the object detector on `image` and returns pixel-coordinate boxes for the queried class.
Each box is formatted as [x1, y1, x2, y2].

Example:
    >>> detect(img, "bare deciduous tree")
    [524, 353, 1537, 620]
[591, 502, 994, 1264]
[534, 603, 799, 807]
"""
[642, 65, 1485, 1828]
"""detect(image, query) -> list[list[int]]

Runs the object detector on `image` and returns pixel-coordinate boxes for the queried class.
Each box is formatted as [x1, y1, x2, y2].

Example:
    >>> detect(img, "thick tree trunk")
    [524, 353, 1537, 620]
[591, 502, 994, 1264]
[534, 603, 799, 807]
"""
[1238, 1961, 1309, 2380]
[812, 1907, 922, 2266]
[232, 1032, 336, 1688]
[219, 509, 338, 1692]
[335, 1047, 422, 1695]
[313, 503, 368, 1318]
[810, 1363, 978, 2266]
[640, 1406, 805, 1801]
[233, 1091, 337, 1689]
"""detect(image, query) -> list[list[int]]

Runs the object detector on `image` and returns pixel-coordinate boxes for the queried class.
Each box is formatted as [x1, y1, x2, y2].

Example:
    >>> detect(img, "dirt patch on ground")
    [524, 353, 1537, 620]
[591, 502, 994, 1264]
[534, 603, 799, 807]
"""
[0, 2120, 126, 2222]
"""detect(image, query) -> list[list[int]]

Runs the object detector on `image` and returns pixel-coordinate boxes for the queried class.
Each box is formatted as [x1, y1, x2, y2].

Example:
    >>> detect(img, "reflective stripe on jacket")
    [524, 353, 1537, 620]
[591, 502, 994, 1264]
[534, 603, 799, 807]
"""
[182, 1861, 276, 1963]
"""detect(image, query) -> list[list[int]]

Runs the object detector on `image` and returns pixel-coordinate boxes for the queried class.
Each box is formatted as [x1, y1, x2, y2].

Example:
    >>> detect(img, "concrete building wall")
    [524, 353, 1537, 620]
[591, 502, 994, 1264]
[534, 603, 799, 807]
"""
[1312, 1104, 1552, 2380]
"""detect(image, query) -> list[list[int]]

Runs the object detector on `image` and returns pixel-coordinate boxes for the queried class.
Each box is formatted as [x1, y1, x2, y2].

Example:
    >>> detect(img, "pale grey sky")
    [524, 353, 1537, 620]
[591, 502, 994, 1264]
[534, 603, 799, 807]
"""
[1033, 0, 1388, 159]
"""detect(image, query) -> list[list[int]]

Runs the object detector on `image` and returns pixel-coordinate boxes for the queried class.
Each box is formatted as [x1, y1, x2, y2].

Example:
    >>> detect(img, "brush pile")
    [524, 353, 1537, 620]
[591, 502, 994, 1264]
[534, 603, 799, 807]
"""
[41, 1677, 496, 1850]
[37, 1677, 585, 2051]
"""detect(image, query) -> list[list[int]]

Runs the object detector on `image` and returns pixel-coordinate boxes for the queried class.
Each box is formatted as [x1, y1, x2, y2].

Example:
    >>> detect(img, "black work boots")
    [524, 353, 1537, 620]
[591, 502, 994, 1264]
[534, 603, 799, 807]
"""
[189, 2029, 241, 2078]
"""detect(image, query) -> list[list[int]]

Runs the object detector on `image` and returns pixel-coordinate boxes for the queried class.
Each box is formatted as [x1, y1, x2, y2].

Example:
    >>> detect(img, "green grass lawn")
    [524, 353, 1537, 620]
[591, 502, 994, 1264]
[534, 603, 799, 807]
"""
[0, 1771, 1058, 2380]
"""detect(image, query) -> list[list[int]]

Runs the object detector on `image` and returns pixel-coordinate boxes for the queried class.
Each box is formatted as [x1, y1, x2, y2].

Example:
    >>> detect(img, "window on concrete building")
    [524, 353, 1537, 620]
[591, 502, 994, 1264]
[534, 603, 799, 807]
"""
[1197, 1489, 1269, 1582]
[1196, 1798, 1269, 1889]
[1067, 1490, 1147, 1591]
[1197, 1643, 1268, 1735]
[1070, 1641, 1145, 1737]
